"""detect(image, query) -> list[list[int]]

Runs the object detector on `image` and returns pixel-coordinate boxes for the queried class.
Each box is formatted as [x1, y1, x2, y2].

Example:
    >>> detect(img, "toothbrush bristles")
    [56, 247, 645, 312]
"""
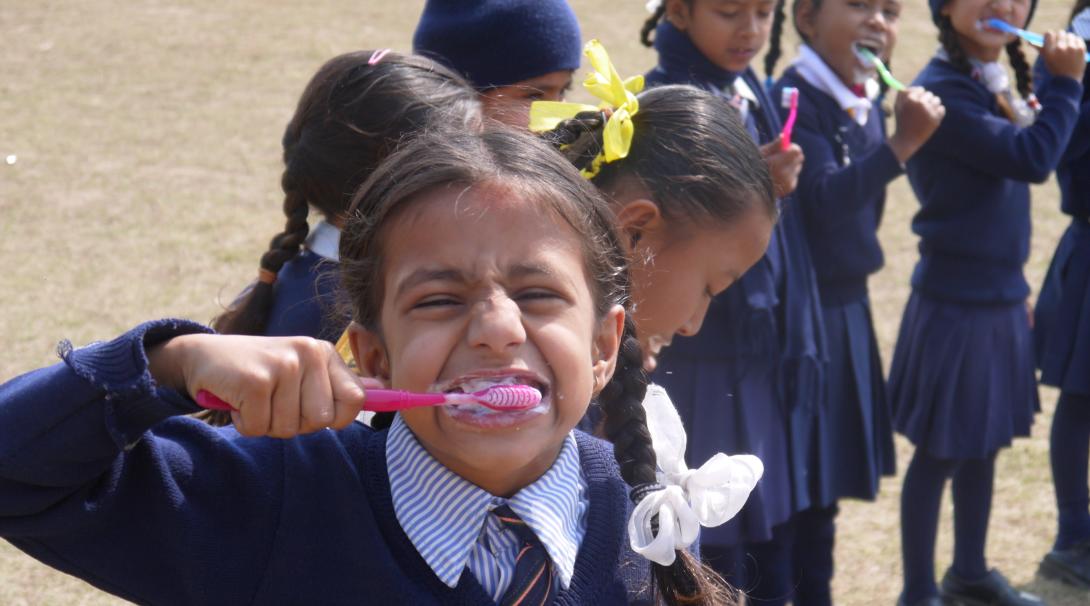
[473, 384, 542, 409]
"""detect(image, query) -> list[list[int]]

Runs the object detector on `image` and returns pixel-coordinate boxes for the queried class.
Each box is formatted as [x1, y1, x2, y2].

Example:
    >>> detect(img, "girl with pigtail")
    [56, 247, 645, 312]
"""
[890, 1, 1086, 604]
[638, 1, 827, 602]
[0, 126, 766, 605]
[764, 1, 945, 603]
[214, 50, 479, 343]
[1033, 0, 1090, 590]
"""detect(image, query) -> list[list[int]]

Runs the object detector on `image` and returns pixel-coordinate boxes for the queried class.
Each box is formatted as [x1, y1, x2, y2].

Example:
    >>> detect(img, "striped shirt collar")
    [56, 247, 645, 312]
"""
[386, 415, 587, 590]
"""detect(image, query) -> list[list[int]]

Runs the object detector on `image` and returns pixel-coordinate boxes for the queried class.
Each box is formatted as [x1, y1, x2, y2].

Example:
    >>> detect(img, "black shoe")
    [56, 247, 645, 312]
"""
[1038, 539, 1090, 589]
[940, 569, 1044, 606]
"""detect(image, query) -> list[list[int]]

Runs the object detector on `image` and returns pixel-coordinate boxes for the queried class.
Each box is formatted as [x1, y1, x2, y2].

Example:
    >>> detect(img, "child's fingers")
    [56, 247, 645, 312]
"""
[298, 353, 336, 433]
[234, 380, 273, 437]
[328, 353, 368, 430]
[268, 362, 303, 439]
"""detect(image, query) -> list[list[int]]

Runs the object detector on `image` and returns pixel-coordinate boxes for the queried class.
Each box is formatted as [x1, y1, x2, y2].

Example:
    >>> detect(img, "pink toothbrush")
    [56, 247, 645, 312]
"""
[780, 87, 800, 150]
[195, 384, 543, 414]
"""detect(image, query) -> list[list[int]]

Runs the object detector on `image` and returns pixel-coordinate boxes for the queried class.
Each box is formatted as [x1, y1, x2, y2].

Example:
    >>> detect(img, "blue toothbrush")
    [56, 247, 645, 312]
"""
[983, 18, 1090, 62]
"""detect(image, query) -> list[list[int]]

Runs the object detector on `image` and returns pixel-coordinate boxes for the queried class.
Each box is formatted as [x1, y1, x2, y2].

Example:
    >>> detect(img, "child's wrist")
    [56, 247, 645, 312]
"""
[146, 336, 193, 393]
[887, 135, 916, 165]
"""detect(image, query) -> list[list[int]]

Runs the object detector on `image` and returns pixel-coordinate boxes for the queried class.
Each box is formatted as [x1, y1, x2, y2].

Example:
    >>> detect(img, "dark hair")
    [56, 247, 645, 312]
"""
[765, 0, 789, 82]
[213, 51, 479, 337]
[542, 85, 777, 228]
[339, 127, 736, 605]
[640, 1, 669, 47]
[938, 16, 1033, 101]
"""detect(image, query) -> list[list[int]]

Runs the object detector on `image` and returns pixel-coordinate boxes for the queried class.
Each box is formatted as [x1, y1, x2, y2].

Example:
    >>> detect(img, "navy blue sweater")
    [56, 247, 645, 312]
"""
[1036, 56, 1090, 220]
[773, 67, 903, 305]
[264, 250, 345, 343]
[907, 58, 1082, 303]
[0, 321, 650, 605]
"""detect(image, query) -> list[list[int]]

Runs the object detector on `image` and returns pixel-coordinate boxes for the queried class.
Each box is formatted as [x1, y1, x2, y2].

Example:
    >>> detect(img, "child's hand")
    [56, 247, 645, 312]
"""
[148, 334, 375, 437]
[760, 138, 805, 197]
[1042, 31, 1087, 82]
[888, 87, 946, 164]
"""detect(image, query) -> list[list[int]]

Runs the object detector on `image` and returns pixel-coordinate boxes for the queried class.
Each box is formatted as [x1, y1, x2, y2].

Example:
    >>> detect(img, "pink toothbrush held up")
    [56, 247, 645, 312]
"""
[195, 383, 543, 414]
[780, 87, 800, 150]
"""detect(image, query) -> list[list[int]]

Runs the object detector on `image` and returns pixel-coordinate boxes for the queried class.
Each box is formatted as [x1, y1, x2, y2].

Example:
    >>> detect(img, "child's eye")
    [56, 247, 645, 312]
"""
[716, 10, 739, 19]
[412, 296, 461, 309]
[883, 8, 900, 21]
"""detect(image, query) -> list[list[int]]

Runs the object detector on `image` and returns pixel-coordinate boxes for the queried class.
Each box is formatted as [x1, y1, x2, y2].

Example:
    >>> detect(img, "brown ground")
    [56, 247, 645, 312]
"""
[0, 1, 1084, 604]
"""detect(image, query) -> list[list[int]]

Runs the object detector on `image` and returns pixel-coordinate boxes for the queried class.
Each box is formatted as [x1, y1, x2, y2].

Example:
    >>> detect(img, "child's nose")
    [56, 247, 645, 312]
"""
[679, 298, 712, 337]
[467, 295, 527, 353]
[866, 7, 889, 31]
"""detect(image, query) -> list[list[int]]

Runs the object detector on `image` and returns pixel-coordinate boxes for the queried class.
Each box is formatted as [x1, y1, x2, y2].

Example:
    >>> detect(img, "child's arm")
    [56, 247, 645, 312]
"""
[794, 87, 943, 212]
[923, 31, 1086, 184]
[1035, 55, 1090, 165]
[0, 320, 365, 603]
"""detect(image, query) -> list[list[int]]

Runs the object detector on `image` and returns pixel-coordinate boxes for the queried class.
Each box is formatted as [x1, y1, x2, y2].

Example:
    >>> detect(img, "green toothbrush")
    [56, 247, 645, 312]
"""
[854, 45, 906, 92]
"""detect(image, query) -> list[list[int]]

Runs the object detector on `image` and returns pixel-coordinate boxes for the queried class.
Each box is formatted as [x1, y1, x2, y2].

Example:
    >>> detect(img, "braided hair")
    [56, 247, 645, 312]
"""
[341, 127, 739, 605]
[640, 1, 669, 47]
[764, 0, 789, 83]
[1006, 38, 1033, 100]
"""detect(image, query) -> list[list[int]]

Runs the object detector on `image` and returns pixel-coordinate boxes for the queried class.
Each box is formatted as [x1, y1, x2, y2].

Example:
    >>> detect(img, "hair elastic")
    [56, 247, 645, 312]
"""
[258, 268, 278, 285]
[368, 49, 391, 65]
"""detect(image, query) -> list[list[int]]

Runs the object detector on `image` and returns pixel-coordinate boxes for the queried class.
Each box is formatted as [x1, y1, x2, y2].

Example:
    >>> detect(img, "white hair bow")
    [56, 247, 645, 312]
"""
[628, 384, 764, 566]
[645, 0, 663, 14]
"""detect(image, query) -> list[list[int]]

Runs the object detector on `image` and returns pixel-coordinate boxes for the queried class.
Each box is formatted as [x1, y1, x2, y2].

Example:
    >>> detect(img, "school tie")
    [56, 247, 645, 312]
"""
[492, 504, 557, 606]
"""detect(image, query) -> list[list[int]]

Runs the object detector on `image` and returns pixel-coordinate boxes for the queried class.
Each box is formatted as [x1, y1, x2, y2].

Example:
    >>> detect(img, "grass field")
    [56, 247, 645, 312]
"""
[0, 1, 1085, 604]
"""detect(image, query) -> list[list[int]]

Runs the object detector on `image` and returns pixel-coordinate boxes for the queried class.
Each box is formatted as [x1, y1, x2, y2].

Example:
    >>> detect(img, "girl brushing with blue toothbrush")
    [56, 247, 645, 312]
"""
[640, 1, 825, 602]
[891, 1, 1085, 604]
[1035, 0, 1090, 590]
[767, 0, 945, 603]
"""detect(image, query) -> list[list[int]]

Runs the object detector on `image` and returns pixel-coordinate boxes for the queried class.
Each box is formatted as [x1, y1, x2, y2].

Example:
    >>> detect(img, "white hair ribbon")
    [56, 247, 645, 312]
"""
[645, 0, 663, 14]
[628, 384, 764, 566]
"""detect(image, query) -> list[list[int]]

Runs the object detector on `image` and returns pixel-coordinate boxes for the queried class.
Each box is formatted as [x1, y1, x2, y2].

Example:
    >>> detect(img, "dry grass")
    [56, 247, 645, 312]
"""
[0, 1, 1084, 604]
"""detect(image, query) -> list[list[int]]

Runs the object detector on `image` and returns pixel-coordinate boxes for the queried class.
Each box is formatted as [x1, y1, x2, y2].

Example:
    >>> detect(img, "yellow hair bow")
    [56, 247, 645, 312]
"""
[529, 39, 644, 178]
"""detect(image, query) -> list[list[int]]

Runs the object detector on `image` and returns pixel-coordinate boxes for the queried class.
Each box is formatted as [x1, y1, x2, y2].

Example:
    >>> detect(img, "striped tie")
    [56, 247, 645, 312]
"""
[492, 504, 556, 606]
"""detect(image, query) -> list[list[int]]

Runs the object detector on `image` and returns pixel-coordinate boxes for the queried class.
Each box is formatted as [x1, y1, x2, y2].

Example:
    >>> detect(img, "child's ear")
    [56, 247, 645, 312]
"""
[348, 322, 390, 380]
[795, 0, 817, 41]
[592, 305, 626, 394]
[613, 198, 664, 253]
[665, 0, 693, 31]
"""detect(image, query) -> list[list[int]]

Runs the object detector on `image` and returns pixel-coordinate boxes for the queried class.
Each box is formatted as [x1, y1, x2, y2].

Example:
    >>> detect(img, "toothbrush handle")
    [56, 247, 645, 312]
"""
[194, 388, 446, 414]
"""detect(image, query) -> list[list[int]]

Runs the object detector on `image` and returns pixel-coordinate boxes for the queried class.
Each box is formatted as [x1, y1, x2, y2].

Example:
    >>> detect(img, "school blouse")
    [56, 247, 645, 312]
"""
[387, 415, 587, 601]
[907, 57, 1082, 304]
[0, 320, 649, 605]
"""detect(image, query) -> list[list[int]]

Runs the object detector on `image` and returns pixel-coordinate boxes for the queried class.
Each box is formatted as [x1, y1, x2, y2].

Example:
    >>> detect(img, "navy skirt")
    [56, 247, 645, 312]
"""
[802, 298, 895, 507]
[653, 348, 793, 546]
[889, 292, 1039, 459]
[1036, 219, 1090, 397]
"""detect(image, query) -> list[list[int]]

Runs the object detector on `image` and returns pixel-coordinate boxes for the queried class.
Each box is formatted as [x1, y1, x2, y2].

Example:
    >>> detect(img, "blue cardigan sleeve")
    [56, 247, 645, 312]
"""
[0, 320, 285, 605]
[1035, 57, 1090, 165]
[791, 102, 904, 214]
[924, 73, 1082, 183]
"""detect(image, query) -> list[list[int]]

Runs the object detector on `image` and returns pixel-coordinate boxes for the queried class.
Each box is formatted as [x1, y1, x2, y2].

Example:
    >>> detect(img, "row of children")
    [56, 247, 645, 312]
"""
[2, 0, 1089, 605]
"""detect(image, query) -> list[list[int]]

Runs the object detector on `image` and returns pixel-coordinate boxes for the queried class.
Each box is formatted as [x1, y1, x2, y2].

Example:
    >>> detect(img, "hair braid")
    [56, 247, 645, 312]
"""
[938, 16, 972, 76]
[540, 110, 608, 175]
[764, 0, 787, 82]
[598, 319, 737, 605]
[641, 3, 667, 47]
[1006, 39, 1033, 100]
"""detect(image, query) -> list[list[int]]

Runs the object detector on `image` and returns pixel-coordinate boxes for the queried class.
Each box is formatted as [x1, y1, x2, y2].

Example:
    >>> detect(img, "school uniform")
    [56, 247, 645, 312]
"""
[1034, 34, 1090, 569]
[0, 320, 651, 605]
[774, 48, 898, 508]
[263, 220, 346, 343]
[644, 20, 826, 597]
[890, 57, 1082, 459]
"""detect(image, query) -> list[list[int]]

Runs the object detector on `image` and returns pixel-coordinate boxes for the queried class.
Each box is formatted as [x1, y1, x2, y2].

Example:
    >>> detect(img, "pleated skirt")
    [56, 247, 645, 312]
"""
[889, 291, 1039, 459]
[802, 298, 896, 507]
[1036, 219, 1090, 397]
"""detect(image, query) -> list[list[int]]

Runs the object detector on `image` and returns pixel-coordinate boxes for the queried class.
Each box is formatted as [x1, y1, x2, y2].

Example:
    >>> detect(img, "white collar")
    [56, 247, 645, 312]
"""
[305, 220, 340, 261]
[791, 44, 879, 127]
[1073, 8, 1090, 40]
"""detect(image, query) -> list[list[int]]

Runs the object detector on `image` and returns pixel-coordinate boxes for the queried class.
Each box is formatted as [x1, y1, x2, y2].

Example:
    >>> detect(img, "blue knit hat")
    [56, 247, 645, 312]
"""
[413, 0, 582, 90]
[928, 0, 1037, 27]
